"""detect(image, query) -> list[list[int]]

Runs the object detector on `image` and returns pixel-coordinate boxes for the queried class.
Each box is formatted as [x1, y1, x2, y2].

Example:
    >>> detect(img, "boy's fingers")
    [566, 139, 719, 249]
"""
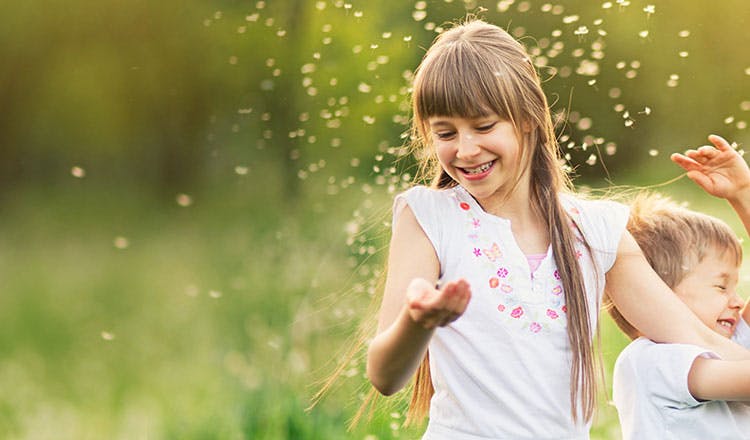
[685, 170, 713, 191]
[670, 153, 700, 170]
[708, 134, 732, 151]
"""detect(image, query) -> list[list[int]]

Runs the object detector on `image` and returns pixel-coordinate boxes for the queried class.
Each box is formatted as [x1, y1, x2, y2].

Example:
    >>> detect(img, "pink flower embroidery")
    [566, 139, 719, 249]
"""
[472, 218, 481, 228]
[547, 309, 559, 319]
[500, 284, 513, 293]
[575, 250, 582, 259]
[562, 305, 568, 314]
[497, 304, 506, 312]
[496, 267, 509, 278]
[473, 248, 482, 257]
[489, 278, 499, 288]
[530, 322, 542, 333]
[460, 202, 470, 211]
[553, 270, 560, 280]
[551, 285, 562, 295]
[511, 306, 524, 319]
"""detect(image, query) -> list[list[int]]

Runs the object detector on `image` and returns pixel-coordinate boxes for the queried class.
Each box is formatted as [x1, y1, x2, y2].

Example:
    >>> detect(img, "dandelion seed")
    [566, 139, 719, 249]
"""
[315, 1, 326, 10]
[246, 13, 259, 22]
[737, 121, 747, 130]
[497, 0, 514, 12]
[358, 82, 372, 93]
[113, 237, 129, 249]
[741, 101, 750, 111]
[624, 119, 634, 127]
[725, 116, 735, 124]
[586, 154, 597, 166]
[643, 5, 655, 15]
[648, 149, 658, 157]
[574, 26, 589, 36]
[606, 142, 617, 155]
[71, 166, 86, 178]
[562, 15, 580, 24]
[235, 166, 248, 175]
[363, 115, 376, 124]
[638, 30, 649, 38]
[642, 107, 652, 115]
[678, 30, 690, 37]
[176, 194, 192, 207]
[602, 2, 613, 9]
[412, 10, 427, 21]
[745, 67, 750, 76]
[101, 331, 115, 341]
[609, 88, 621, 99]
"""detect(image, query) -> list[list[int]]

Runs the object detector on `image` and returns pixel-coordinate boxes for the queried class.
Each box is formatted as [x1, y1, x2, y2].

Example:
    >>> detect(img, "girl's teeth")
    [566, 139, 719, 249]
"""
[465, 161, 493, 175]
[719, 321, 732, 328]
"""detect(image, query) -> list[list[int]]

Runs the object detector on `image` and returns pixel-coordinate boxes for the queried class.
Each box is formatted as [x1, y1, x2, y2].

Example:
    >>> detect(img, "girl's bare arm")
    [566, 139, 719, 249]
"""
[689, 358, 750, 401]
[366, 205, 470, 395]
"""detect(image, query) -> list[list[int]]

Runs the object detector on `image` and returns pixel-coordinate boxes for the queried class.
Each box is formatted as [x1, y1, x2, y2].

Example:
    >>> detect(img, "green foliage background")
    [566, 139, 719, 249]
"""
[1, 0, 749, 438]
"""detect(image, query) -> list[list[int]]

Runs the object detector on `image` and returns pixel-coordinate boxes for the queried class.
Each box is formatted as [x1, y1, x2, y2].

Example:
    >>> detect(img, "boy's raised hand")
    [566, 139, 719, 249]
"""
[670, 135, 750, 202]
[406, 278, 471, 329]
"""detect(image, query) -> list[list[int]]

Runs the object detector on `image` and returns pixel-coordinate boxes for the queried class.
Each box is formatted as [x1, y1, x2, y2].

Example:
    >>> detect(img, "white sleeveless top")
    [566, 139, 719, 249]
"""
[393, 185, 629, 440]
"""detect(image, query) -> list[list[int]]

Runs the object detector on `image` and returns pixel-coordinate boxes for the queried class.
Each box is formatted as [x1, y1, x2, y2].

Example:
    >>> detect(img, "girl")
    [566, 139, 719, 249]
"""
[606, 191, 750, 439]
[365, 19, 750, 439]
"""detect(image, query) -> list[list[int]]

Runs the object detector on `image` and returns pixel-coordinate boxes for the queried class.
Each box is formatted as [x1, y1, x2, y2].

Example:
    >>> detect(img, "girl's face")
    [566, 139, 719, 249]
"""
[428, 114, 527, 210]
[673, 248, 743, 338]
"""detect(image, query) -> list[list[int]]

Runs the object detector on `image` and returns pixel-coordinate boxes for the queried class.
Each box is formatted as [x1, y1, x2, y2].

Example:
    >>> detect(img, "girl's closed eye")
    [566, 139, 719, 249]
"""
[434, 131, 456, 140]
[476, 122, 497, 132]
[715, 285, 727, 291]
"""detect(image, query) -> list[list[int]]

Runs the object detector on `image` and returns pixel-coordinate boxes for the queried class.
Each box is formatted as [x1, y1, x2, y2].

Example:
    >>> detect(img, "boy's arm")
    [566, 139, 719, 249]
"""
[688, 357, 750, 401]
[366, 205, 471, 396]
[671, 134, 750, 235]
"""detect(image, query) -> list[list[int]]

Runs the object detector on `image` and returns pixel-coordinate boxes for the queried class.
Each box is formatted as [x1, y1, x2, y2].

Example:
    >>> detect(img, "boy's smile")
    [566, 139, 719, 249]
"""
[673, 248, 743, 338]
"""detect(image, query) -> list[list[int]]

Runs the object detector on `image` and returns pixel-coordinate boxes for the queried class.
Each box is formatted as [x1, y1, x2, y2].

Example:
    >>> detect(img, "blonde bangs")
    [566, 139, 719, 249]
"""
[413, 41, 516, 125]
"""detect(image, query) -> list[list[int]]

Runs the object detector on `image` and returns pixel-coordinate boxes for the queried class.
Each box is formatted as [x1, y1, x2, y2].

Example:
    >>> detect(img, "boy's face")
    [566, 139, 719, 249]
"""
[674, 248, 744, 338]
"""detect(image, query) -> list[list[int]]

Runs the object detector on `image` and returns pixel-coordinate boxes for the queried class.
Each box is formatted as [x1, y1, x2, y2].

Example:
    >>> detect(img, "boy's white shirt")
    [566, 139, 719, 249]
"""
[613, 318, 750, 440]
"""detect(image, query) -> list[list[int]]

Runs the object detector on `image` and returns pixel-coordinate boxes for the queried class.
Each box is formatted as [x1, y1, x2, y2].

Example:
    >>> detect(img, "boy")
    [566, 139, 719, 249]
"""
[606, 135, 750, 439]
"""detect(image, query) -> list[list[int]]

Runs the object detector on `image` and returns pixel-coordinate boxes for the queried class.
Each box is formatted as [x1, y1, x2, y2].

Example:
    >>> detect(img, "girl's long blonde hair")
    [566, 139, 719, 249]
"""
[406, 18, 598, 424]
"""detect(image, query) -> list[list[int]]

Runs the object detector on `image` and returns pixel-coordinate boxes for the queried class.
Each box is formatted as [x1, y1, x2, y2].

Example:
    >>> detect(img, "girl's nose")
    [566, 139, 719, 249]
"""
[456, 133, 481, 159]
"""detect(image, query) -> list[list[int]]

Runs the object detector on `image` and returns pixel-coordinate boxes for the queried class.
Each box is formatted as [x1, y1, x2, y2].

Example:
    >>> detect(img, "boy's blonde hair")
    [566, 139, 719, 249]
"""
[605, 193, 742, 340]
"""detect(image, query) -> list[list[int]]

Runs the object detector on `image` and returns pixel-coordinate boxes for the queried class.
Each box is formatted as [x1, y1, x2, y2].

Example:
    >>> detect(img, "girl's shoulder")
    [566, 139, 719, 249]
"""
[395, 185, 466, 210]
[560, 193, 630, 229]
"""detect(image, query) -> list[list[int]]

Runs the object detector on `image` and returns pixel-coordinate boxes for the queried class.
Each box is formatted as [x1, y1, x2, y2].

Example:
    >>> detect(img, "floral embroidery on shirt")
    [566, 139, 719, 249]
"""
[483, 243, 502, 262]
[453, 189, 581, 336]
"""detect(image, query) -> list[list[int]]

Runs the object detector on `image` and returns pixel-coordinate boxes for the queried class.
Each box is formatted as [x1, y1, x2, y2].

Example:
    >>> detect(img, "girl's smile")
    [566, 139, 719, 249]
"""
[429, 115, 528, 211]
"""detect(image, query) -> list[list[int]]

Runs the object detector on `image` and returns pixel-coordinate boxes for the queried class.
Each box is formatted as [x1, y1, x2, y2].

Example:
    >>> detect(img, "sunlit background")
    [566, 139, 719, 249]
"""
[2, 0, 750, 438]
